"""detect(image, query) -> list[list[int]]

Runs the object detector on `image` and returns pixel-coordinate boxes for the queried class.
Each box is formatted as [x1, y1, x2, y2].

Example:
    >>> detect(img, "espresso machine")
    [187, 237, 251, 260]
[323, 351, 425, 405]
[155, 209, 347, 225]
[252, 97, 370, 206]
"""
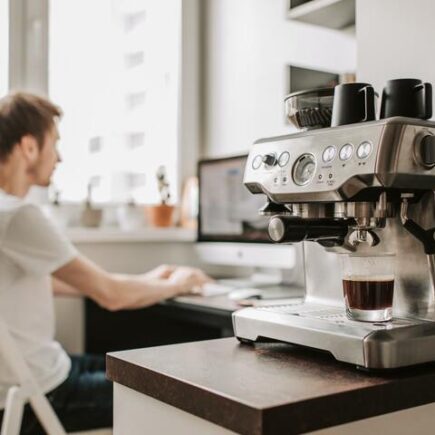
[232, 81, 435, 369]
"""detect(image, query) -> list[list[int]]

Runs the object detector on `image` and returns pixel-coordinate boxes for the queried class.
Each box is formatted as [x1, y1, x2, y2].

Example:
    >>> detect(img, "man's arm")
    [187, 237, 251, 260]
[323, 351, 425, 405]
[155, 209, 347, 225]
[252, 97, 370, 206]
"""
[52, 255, 210, 311]
[52, 276, 82, 297]
[52, 264, 177, 297]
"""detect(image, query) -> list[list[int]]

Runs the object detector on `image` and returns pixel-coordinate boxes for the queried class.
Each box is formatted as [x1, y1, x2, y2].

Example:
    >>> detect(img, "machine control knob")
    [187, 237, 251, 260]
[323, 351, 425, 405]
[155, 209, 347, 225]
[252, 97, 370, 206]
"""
[262, 153, 277, 166]
[356, 141, 373, 159]
[278, 151, 290, 167]
[322, 146, 336, 163]
[252, 155, 263, 170]
[292, 153, 317, 186]
[420, 134, 435, 168]
[339, 143, 354, 161]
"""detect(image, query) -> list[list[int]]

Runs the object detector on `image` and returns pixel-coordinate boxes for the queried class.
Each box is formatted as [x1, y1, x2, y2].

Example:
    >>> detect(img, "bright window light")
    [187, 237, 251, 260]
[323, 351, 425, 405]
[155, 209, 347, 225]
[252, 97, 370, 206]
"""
[49, 0, 181, 204]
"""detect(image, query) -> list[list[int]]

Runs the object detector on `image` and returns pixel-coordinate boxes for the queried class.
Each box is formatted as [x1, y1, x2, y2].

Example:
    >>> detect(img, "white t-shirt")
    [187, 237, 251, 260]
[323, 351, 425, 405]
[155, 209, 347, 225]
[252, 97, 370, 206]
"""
[0, 190, 78, 408]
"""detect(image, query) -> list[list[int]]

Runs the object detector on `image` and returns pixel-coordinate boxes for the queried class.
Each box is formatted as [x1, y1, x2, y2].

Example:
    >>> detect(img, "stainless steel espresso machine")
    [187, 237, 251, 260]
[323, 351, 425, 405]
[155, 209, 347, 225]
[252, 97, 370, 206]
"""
[232, 81, 435, 369]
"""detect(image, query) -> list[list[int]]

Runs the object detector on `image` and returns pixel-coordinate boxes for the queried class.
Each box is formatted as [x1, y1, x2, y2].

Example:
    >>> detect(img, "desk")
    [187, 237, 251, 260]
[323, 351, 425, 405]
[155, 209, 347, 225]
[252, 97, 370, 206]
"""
[85, 296, 234, 354]
[85, 287, 302, 354]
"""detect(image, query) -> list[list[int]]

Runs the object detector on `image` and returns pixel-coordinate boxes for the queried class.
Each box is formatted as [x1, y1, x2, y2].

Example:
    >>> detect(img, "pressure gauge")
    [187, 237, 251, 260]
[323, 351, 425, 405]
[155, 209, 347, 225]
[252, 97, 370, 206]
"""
[292, 153, 317, 186]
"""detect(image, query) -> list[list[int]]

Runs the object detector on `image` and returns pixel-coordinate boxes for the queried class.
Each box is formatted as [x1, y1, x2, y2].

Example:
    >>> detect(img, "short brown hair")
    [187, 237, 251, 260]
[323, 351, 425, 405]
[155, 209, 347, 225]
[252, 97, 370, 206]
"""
[0, 92, 62, 161]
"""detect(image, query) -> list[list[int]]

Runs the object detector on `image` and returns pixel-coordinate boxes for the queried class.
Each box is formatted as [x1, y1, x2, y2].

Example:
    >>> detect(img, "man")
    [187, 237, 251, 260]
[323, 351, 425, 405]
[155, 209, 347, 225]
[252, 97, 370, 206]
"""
[0, 92, 211, 433]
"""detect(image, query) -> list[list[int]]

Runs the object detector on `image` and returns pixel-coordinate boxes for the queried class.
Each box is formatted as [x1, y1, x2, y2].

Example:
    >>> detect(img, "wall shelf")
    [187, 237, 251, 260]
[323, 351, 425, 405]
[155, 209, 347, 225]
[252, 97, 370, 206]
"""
[288, 0, 355, 30]
[66, 227, 196, 244]
[289, 65, 340, 93]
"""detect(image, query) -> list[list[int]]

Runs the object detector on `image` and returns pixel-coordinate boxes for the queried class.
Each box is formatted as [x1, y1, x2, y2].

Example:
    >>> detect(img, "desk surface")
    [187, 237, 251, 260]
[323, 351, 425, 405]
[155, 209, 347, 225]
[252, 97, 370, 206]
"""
[170, 285, 304, 313]
[170, 294, 240, 312]
[107, 337, 435, 435]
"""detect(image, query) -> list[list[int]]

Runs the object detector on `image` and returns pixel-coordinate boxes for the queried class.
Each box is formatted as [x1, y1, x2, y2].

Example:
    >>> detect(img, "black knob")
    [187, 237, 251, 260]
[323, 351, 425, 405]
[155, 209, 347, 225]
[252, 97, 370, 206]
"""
[268, 216, 349, 245]
[262, 153, 277, 166]
[420, 135, 435, 168]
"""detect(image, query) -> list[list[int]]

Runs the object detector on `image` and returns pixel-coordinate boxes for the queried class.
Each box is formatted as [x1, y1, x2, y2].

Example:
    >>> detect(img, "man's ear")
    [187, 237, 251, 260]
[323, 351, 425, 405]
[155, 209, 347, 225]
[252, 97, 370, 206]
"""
[18, 135, 40, 163]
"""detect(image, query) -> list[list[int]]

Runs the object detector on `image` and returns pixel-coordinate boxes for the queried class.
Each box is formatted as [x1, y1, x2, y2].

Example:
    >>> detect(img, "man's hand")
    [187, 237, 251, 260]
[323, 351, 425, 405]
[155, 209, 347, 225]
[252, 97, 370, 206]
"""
[167, 266, 213, 295]
[142, 264, 176, 280]
[142, 265, 213, 296]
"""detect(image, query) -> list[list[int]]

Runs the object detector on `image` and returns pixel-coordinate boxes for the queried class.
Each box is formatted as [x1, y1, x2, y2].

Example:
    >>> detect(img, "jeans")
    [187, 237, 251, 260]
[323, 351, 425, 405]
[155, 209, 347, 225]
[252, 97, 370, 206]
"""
[0, 354, 113, 434]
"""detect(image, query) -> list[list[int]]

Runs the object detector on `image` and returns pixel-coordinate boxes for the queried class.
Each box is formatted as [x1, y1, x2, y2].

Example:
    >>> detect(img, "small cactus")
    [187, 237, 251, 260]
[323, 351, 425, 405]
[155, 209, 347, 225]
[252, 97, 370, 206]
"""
[156, 165, 171, 205]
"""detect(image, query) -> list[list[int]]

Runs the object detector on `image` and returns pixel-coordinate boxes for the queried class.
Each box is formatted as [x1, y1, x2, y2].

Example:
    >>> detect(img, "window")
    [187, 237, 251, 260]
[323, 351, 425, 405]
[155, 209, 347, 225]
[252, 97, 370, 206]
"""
[0, 0, 8, 97]
[49, 0, 181, 204]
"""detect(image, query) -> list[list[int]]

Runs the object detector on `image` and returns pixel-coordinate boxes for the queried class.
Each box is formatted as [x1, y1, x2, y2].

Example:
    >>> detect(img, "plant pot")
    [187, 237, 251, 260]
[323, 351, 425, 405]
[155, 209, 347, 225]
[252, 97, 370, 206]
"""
[145, 204, 175, 227]
[80, 206, 103, 228]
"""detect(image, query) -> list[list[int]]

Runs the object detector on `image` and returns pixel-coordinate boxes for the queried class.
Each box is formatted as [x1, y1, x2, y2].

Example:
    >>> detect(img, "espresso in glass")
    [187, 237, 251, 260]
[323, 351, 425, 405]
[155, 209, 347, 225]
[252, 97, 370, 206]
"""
[343, 277, 394, 321]
[341, 254, 395, 322]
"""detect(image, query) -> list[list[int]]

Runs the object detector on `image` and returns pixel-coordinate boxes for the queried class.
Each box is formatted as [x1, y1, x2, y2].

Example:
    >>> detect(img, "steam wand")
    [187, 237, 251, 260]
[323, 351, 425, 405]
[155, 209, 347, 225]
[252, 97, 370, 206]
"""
[401, 196, 435, 295]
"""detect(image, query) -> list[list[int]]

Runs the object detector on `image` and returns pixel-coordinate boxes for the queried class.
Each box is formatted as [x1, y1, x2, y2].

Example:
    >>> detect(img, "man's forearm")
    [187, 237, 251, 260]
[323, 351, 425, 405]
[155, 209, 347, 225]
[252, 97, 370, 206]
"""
[53, 256, 204, 312]
[52, 277, 82, 297]
[53, 271, 179, 310]
[104, 274, 181, 311]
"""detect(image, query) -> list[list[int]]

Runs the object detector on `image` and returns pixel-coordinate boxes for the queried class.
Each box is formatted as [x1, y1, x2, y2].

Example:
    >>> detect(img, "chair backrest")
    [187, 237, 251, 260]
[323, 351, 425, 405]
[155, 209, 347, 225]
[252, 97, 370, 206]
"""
[0, 319, 66, 435]
[0, 320, 38, 392]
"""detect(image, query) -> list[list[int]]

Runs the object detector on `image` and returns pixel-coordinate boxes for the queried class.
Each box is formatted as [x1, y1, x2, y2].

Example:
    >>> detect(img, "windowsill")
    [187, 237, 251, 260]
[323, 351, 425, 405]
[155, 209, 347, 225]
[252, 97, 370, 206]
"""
[65, 227, 197, 244]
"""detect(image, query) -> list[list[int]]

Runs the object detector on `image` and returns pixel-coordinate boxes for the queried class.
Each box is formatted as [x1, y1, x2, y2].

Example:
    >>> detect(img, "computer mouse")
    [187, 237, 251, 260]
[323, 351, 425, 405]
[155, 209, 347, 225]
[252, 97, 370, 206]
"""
[228, 288, 262, 301]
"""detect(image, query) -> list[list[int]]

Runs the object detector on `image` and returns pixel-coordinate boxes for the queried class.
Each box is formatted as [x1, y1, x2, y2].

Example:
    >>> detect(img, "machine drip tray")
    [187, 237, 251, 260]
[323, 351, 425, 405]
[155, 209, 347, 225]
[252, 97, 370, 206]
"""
[233, 302, 435, 368]
[255, 303, 421, 329]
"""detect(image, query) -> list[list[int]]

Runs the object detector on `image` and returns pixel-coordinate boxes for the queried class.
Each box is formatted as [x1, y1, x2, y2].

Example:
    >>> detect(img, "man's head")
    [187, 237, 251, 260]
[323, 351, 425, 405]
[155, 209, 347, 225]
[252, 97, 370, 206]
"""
[0, 92, 62, 187]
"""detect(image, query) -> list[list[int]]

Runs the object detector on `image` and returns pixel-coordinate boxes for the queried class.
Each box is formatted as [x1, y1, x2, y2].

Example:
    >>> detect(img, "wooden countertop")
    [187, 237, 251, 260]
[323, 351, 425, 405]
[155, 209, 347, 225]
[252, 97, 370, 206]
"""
[106, 337, 435, 435]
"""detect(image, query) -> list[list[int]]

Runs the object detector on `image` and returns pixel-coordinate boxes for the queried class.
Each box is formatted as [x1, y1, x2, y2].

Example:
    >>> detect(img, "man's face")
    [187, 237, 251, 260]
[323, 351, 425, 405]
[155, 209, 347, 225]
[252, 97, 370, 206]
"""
[30, 125, 61, 187]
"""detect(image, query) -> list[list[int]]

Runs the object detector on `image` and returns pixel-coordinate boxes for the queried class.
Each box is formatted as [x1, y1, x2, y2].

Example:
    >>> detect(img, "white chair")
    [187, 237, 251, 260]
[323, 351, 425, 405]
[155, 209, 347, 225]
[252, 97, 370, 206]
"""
[0, 320, 111, 435]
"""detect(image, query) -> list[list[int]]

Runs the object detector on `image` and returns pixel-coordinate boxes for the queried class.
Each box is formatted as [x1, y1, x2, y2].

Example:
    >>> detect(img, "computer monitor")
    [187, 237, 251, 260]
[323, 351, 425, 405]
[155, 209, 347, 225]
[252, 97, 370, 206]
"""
[196, 155, 297, 272]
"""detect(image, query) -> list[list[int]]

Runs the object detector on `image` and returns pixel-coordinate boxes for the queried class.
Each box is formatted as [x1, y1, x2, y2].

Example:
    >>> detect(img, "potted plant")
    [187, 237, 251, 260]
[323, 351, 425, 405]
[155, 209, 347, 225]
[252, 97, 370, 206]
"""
[146, 166, 175, 227]
[80, 181, 103, 227]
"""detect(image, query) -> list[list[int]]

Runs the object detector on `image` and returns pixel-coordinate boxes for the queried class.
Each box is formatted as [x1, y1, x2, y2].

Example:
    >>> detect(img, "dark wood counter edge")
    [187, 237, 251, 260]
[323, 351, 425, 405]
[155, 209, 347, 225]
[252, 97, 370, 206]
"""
[106, 353, 435, 435]
[107, 354, 262, 434]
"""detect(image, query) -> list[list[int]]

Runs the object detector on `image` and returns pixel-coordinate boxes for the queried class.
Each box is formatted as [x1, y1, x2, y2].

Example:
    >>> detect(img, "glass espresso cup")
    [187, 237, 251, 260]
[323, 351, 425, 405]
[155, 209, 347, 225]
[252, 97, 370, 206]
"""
[341, 253, 395, 322]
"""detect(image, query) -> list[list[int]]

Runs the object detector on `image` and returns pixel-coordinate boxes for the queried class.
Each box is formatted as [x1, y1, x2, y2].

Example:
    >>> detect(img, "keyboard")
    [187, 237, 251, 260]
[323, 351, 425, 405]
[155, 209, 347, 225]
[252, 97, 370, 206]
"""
[200, 282, 234, 297]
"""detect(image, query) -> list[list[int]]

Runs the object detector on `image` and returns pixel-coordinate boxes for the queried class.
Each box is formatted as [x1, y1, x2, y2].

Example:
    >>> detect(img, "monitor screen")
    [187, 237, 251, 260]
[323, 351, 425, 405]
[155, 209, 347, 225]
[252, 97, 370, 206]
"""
[198, 155, 270, 243]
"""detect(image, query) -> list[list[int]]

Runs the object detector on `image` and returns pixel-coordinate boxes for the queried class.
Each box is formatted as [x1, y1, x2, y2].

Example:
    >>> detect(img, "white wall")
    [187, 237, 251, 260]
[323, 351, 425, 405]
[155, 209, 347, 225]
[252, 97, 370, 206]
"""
[203, 0, 356, 156]
[357, 0, 435, 95]
[9, 0, 48, 94]
[179, 0, 201, 184]
[0, 0, 8, 96]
